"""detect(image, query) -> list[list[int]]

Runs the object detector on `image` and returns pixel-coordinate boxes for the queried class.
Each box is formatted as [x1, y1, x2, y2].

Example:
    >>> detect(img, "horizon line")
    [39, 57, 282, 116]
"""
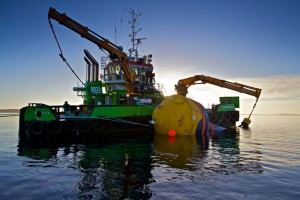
[0, 109, 299, 116]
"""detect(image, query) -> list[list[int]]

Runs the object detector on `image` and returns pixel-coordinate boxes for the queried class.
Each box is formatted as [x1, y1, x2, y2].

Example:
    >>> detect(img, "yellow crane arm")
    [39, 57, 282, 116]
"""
[48, 7, 135, 94]
[175, 75, 261, 99]
[175, 74, 262, 128]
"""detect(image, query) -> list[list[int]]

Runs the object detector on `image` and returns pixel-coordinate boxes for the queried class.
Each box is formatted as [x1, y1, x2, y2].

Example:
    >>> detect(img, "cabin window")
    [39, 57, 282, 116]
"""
[36, 111, 42, 118]
[111, 65, 116, 80]
[116, 65, 122, 80]
[131, 66, 140, 77]
[102, 86, 107, 94]
[106, 65, 115, 80]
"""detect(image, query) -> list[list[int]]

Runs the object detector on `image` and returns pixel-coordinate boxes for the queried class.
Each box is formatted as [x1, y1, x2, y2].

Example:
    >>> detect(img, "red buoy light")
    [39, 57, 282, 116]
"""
[168, 129, 176, 137]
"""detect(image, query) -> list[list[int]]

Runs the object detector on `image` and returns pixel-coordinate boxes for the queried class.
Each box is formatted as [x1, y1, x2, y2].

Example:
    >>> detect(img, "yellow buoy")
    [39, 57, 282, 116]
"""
[240, 117, 251, 128]
[152, 94, 210, 138]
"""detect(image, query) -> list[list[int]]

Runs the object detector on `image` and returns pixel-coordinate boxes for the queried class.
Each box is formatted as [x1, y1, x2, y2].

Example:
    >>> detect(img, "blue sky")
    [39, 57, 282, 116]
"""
[1, 0, 299, 114]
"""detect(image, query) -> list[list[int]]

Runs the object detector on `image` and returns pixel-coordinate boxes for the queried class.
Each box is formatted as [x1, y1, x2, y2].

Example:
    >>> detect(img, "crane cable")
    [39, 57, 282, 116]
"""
[238, 98, 259, 128]
[48, 19, 107, 105]
[48, 18, 151, 127]
[48, 19, 85, 86]
[48, 18, 124, 87]
[248, 98, 259, 119]
[48, 17, 128, 92]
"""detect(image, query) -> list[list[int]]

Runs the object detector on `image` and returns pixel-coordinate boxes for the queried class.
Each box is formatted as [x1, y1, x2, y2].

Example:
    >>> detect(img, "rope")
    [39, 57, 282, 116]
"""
[0, 114, 19, 117]
[48, 18, 126, 101]
[48, 18, 104, 103]
[96, 116, 153, 127]
[248, 98, 259, 119]
[48, 19, 63, 55]
[136, 103, 155, 108]
[58, 54, 85, 86]
[48, 18, 155, 113]
[217, 111, 225, 125]
[238, 98, 259, 127]
[49, 19, 85, 86]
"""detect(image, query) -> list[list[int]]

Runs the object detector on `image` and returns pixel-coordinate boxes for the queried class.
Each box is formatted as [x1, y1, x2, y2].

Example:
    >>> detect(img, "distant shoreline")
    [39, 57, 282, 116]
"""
[0, 109, 20, 113]
[241, 113, 300, 116]
[0, 109, 299, 115]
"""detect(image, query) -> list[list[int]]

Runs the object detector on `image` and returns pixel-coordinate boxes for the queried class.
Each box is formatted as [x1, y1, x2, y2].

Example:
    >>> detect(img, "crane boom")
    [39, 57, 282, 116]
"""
[175, 75, 261, 99]
[175, 74, 262, 128]
[48, 7, 136, 94]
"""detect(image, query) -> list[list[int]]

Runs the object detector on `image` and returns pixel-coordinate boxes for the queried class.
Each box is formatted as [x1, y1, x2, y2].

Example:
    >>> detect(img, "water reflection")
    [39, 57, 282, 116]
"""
[17, 129, 263, 199]
[18, 133, 154, 199]
[153, 130, 263, 175]
[209, 130, 263, 175]
[153, 135, 205, 170]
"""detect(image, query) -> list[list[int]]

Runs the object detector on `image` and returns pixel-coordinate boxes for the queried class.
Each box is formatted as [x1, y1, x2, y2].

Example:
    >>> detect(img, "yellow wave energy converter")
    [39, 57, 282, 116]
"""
[152, 94, 211, 138]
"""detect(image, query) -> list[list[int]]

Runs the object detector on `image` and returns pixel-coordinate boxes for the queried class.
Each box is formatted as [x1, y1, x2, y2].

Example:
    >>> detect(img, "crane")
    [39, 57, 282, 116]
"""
[175, 75, 261, 98]
[175, 75, 262, 128]
[48, 7, 136, 95]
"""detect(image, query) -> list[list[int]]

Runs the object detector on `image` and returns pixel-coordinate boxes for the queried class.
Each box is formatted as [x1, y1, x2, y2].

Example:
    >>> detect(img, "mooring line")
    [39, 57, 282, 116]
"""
[96, 116, 153, 127]
[0, 114, 19, 117]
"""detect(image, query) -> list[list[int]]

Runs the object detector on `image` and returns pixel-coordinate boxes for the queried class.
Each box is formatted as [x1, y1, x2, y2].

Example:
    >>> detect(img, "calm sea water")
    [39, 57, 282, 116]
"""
[0, 114, 299, 200]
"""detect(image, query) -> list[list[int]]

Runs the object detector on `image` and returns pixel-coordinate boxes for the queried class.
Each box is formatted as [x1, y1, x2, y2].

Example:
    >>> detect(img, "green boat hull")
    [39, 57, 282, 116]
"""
[19, 103, 156, 141]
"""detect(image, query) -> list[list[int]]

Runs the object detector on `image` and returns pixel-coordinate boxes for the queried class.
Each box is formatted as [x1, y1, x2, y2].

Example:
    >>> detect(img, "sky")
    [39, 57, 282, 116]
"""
[0, 0, 299, 114]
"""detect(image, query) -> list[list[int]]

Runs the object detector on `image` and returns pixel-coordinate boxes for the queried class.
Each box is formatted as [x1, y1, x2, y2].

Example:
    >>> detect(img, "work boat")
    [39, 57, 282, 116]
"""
[19, 8, 164, 140]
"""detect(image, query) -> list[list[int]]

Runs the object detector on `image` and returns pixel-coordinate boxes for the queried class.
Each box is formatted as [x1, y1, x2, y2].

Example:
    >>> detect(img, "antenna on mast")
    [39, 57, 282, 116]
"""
[125, 8, 146, 59]
[114, 0, 117, 44]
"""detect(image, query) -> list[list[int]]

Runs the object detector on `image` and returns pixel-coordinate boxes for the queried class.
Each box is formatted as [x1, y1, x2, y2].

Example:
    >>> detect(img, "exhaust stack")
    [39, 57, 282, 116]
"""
[84, 49, 99, 81]
[84, 57, 91, 82]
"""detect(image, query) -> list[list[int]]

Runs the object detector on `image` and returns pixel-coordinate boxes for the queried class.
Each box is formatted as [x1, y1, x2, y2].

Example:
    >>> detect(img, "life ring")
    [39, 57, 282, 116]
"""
[47, 120, 62, 134]
[30, 121, 45, 135]
[224, 112, 231, 122]
[231, 111, 239, 122]
[78, 120, 92, 133]
[92, 119, 105, 132]
[211, 113, 218, 124]
[64, 120, 77, 133]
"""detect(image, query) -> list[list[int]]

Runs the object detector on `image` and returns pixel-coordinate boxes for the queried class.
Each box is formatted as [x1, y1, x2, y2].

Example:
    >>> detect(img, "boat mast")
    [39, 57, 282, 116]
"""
[126, 8, 146, 59]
